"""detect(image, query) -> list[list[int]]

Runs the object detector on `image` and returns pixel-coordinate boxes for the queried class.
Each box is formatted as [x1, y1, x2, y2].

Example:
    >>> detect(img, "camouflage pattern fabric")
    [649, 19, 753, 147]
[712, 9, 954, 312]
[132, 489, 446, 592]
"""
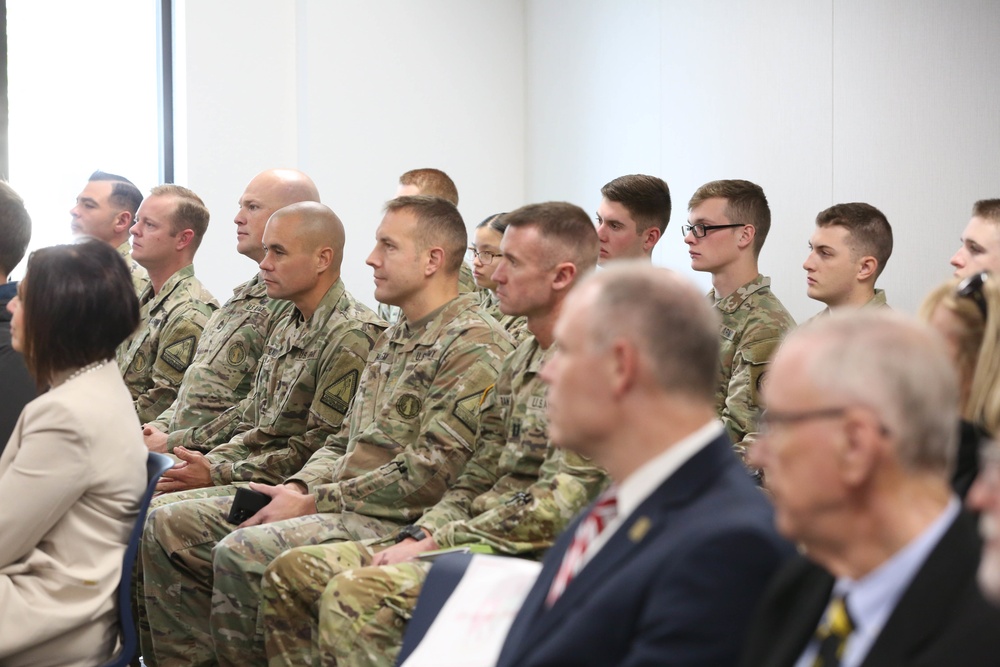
[260, 338, 607, 666]
[139, 292, 510, 666]
[479, 289, 530, 346]
[708, 273, 795, 460]
[202, 278, 386, 484]
[116, 240, 150, 295]
[116, 264, 219, 423]
[147, 275, 293, 437]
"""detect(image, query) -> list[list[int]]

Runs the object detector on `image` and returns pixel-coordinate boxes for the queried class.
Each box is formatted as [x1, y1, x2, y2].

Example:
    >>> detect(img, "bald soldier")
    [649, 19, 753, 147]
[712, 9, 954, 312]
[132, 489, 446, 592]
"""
[143, 169, 319, 449]
[134, 202, 385, 661]
[141, 196, 511, 666]
[258, 202, 610, 667]
[117, 184, 219, 423]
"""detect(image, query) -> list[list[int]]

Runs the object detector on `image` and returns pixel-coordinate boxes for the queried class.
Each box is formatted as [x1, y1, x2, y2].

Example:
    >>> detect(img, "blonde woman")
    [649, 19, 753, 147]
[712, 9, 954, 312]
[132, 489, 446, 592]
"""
[920, 272, 1000, 497]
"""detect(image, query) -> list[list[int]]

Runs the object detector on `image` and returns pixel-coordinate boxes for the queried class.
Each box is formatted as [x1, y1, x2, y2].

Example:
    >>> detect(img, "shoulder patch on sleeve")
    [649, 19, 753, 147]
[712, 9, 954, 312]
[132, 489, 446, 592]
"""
[453, 391, 484, 434]
[321, 369, 360, 415]
[161, 335, 196, 372]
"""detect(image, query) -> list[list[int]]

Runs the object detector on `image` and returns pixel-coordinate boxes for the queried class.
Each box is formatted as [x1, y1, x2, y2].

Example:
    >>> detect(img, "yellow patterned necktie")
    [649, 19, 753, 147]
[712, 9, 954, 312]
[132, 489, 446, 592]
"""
[812, 595, 854, 667]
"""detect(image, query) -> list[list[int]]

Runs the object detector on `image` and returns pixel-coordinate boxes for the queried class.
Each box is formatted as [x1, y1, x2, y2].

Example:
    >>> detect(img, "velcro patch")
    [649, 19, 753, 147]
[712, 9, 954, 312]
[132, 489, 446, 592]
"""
[720, 326, 736, 341]
[226, 342, 248, 367]
[453, 391, 483, 434]
[162, 335, 196, 372]
[321, 370, 360, 415]
[396, 394, 423, 420]
[131, 350, 147, 373]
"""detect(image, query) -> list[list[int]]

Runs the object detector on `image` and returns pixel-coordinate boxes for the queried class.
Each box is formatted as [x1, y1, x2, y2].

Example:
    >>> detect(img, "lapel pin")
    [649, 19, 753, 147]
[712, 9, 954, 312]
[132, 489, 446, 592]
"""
[628, 516, 651, 543]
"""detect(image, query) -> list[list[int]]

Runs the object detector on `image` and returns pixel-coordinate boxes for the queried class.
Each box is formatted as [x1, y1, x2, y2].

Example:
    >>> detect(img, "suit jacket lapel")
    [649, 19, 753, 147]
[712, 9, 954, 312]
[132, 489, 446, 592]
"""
[504, 435, 734, 663]
[861, 512, 977, 666]
[766, 561, 834, 667]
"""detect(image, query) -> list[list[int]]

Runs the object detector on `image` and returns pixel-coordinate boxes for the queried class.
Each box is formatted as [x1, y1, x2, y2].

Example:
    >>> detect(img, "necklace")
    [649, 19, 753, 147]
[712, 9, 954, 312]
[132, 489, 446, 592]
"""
[65, 359, 110, 383]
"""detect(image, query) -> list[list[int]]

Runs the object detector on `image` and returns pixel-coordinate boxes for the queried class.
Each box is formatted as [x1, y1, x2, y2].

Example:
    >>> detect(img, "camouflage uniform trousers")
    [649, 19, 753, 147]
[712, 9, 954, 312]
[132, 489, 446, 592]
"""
[134, 485, 240, 664]
[139, 493, 400, 667]
[260, 540, 430, 667]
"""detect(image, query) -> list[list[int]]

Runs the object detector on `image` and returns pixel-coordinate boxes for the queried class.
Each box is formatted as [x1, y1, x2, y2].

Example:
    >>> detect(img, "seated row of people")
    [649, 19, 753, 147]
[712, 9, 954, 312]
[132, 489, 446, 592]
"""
[1, 163, 999, 665]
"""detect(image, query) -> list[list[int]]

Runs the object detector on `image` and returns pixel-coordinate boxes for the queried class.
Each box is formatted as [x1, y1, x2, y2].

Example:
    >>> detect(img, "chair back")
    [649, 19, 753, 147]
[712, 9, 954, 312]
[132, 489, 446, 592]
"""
[102, 451, 173, 667]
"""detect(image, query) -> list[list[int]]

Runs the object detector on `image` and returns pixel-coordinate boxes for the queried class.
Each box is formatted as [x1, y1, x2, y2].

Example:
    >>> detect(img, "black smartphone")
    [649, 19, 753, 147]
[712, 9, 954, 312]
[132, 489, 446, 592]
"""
[226, 487, 272, 524]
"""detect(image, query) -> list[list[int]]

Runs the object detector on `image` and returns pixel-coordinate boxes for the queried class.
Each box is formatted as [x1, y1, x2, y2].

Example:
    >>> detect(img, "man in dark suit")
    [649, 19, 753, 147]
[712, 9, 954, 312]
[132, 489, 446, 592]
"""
[494, 263, 793, 667]
[741, 311, 1000, 667]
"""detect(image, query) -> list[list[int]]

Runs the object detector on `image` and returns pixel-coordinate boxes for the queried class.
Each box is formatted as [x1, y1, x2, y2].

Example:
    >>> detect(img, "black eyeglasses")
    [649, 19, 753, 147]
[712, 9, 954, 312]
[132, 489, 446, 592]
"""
[758, 407, 848, 435]
[957, 271, 989, 318]
[681, 223, 744, 239]
[467, 247, 500, 265]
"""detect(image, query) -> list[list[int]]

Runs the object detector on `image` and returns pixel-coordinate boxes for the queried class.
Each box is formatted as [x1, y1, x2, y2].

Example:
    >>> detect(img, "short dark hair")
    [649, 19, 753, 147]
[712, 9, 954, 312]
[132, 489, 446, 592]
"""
[399, 168, 459, 206]
[0, 181, 32, 276]
[477, 212, 508, 236]
[503, 202, 599, 274]
[385, 195, 467, 274]
[149, 184, 211, 251]
[688, 179, 771, 256]
[89, 170, 143, 218]
[815, 202, 894, 279]
[601, 174, 672, 234]
[973, 199, 1000, 224]
[20, 238, 139, 387]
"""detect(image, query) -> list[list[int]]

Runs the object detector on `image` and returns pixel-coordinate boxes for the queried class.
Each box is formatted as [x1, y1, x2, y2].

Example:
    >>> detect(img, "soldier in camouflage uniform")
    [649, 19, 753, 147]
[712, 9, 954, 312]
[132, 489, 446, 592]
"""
[470, 212, 530, 345]
[378, 168, 479, 324]
[140, 196, 511, 667]
[258, 202, 608, 667]
[117, 184, 219, 423]
[133, 202, 384, 659]
[802, 202, 893, 320]
[594, 174, 672, 265]
[684, 180, 795, 461]
[143, 169, 321, 448]
[70, 170, 149, 294]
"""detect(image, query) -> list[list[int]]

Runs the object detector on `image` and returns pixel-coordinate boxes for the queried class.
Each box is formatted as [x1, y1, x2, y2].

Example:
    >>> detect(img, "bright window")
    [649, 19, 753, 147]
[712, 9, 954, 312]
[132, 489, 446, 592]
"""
[6, 0, 160, 279]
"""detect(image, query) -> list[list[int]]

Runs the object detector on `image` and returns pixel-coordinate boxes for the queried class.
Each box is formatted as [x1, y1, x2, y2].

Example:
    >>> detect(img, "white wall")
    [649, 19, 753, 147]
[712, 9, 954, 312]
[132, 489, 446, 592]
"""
[175, 0, 527, 307]
[174, 0, 999, 319]
[526, 0, 1000, 321]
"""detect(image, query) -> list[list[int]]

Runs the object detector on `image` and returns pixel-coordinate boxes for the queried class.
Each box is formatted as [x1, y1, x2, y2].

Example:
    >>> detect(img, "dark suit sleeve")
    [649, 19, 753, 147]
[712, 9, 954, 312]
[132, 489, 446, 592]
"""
[619, 527, 792, 667]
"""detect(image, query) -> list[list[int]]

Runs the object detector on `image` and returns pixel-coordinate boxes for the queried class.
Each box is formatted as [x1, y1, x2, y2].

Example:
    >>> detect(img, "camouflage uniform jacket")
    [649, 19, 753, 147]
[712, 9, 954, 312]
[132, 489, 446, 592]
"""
[709, 273, 795, 459]
[148, 274, 294, 444]
[203, 279, 385, 486]
[480, 290, 530, 346]
[805, 288, 890, 323]
[417, 337, 608, 555]
[288, 291, 512, 523]
[117, 264, 219, 424]
[116, 240, 149, 295]
[377, 263, 478, 324]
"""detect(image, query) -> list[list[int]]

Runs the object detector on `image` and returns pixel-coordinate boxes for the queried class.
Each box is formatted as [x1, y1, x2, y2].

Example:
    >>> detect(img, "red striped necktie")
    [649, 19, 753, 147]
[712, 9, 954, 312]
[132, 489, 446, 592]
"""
[546, 487, 619, 607]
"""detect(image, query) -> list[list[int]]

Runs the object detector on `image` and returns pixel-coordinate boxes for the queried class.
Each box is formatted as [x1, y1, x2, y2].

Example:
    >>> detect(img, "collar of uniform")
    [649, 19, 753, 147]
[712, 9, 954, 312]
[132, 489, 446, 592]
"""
[867, 288, 888, 308]
[143, 264, 196, 312]
[290, 277, 346, 335]
[115, 240, 133, 261]
[396, 292, 479, 348]
[709, 273, 770, 314]
[526, 337, 550, 374]
[229, 273, 268, 302]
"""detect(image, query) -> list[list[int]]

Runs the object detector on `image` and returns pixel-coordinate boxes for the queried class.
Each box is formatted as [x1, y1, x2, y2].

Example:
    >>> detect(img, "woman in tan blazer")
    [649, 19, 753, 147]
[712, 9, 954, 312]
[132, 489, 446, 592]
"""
[0, 238, 147, 667]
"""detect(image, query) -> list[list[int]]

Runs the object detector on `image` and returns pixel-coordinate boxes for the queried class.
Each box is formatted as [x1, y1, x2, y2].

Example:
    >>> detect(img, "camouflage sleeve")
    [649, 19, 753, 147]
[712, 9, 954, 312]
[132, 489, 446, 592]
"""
[722, 335, 783, 461]
[163, 389, 256, 454]
[287, 418, 352, 489]
[415, 384, 502, 533]
[147, 398, 177, 432]
[208, 328, 373, 486]
[312, 339, 504, 517]
[134, 306, 213, 424]
[432, 448, 608, 555]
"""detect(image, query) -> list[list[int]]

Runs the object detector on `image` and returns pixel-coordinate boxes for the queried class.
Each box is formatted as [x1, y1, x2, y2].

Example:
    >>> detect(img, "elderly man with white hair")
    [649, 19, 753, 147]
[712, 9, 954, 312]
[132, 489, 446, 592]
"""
[740, 311, 1000, 667]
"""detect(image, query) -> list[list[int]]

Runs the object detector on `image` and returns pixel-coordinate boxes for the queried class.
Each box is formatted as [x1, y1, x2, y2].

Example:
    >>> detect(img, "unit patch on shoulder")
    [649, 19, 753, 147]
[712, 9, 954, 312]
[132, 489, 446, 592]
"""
[226, 342, 248, 367]
[321, 370, 360, 415]
[396, 393, 423, 420]
[131, 350, 148, 374]
[453, 391, 483, 434]
[162, 335, 197, 372]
